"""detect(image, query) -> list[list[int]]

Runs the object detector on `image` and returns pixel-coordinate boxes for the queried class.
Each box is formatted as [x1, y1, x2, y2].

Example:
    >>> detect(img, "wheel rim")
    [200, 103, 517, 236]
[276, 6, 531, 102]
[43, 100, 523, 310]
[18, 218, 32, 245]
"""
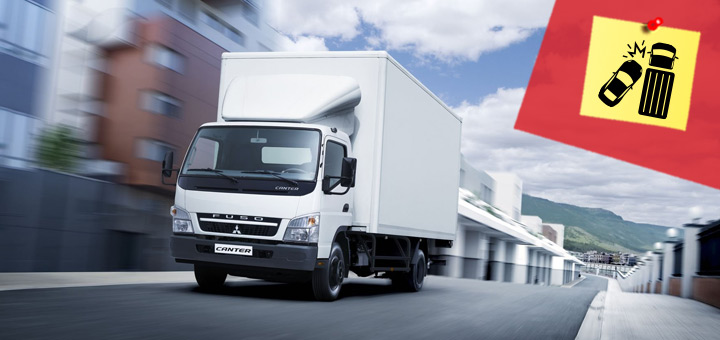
[329, 257, 344, 290]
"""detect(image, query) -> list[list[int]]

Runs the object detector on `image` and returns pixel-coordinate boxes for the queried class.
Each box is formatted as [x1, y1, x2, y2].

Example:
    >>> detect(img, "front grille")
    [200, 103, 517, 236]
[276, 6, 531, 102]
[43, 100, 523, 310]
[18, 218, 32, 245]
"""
[197, 213, 281, 237]
[196, 235, 281, 245]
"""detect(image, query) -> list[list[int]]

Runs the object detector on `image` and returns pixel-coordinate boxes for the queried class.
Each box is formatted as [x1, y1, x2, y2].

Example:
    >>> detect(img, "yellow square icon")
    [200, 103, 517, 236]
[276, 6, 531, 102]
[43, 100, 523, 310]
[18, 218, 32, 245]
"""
[579, 16, 701, 130]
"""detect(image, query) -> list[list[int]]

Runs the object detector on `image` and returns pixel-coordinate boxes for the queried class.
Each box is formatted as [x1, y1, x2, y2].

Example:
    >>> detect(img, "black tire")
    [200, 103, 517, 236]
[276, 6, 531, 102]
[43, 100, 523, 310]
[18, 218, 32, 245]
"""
[312, 243, 345, 301]
[194, 264, 227, 291]
[392, 249, 426, 292]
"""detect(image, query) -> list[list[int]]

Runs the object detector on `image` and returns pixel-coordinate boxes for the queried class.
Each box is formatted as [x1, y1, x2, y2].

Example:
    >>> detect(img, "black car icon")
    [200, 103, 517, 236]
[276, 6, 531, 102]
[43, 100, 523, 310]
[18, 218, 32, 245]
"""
[598, 59, 643, 107]
[649, 43, 677, 70]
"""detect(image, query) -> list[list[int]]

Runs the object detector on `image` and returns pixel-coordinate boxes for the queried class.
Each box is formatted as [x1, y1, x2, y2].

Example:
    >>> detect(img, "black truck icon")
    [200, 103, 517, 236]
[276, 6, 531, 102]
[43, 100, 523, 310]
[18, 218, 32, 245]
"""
[638, 43, 678, 119]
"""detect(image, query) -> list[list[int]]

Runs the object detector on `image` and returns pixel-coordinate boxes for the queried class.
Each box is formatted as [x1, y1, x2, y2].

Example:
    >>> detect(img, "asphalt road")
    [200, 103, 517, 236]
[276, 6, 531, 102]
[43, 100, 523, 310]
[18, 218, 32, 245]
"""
[573, 274, 609, 291]
[0, 276, 599, 340]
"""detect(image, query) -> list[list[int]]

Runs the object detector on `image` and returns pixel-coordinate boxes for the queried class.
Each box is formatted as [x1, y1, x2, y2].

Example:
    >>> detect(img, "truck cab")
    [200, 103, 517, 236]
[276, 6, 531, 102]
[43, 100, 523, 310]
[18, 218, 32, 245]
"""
[167, 122, 357, 297]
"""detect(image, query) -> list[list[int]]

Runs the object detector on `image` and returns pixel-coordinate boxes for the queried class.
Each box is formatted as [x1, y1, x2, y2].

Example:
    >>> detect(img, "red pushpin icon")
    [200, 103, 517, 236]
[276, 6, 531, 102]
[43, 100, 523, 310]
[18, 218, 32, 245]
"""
[647, 17, 663, 31]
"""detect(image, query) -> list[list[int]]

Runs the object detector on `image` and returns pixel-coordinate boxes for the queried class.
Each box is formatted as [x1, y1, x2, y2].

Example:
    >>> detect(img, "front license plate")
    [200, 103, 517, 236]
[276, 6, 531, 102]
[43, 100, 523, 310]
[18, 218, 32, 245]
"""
[214, 243, 252, 256]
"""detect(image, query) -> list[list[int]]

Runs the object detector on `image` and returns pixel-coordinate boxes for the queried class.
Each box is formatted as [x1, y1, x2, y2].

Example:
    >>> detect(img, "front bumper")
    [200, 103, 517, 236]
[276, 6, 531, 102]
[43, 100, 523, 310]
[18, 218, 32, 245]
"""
[171, 235, 318, 272]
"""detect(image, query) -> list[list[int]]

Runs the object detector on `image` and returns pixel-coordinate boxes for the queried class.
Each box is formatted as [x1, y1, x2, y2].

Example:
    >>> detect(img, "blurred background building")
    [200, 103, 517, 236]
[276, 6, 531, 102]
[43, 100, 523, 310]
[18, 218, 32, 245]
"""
[50, 0, 280, 186]
[433, 158, 582, 286]
[0, 0, 282, 271]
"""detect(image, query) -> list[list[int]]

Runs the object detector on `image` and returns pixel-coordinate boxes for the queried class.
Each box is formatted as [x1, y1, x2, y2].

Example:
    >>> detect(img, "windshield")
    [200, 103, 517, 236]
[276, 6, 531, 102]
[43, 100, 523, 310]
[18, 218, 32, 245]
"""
[181, 127, 321, 182]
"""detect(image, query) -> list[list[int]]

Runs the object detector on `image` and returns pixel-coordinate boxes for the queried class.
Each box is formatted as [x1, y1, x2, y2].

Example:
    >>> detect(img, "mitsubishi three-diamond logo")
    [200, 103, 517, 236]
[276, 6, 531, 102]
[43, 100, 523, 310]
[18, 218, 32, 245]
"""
[232, 226, 242, 234]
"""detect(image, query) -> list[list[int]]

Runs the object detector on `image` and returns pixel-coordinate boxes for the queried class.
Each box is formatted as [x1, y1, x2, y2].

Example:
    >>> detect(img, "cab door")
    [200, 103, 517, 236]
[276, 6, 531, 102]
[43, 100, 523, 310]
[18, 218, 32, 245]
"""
[317, 136, 354, 257]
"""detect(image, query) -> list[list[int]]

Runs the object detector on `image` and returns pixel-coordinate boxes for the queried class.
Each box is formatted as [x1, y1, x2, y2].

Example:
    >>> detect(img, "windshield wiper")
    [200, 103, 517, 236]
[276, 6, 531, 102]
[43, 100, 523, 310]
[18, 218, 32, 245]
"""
[186, 168, 239, 183]
[241, 170, 299, 186]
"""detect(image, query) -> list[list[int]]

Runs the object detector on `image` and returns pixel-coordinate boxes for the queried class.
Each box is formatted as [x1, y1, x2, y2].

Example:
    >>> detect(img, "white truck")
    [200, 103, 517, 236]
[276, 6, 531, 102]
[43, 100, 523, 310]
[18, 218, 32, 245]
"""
[162, 51, 462, 301]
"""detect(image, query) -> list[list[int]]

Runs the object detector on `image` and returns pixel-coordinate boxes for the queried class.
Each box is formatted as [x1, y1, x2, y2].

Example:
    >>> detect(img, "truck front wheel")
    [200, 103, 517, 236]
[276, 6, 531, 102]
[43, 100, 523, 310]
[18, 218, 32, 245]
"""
[312, 243, 345, 301]
[194, 264, 227, 291]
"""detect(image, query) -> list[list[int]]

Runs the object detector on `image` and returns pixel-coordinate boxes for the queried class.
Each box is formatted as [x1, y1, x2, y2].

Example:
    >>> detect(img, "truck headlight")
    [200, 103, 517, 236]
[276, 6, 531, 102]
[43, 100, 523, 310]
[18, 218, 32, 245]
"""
[283, 214, 319, 243]
[171, 206, 194, 234]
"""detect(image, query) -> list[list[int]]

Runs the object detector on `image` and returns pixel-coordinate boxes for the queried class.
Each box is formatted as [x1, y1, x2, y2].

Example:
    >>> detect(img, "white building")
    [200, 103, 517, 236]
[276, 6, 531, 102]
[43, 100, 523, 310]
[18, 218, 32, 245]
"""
[487, 172, 523, 220]
[521, 215, 543, 235]
[437, 161, 582, 286]
[460, 156, 495, 205]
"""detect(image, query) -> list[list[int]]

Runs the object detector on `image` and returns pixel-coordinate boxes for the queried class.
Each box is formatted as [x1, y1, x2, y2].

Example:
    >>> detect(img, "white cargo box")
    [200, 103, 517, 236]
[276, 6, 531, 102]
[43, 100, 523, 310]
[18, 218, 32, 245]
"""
[219, 51, 461, 240]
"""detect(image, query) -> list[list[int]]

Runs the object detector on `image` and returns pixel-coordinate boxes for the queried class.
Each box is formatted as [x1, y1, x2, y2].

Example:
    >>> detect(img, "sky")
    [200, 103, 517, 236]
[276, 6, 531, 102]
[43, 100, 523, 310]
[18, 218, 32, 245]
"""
[266, 0, 720, 228]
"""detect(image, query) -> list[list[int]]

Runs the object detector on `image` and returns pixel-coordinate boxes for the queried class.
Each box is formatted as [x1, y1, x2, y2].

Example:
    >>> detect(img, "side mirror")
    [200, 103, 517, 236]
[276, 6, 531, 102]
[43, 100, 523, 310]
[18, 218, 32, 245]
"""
[162, 151, 174, 178]
[340, 157, 356, 188]
[322, 157, 357, 194]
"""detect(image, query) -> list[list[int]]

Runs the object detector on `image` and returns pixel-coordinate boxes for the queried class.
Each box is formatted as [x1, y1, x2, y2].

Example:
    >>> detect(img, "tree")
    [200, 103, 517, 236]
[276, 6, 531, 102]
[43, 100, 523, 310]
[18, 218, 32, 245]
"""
[36, 126, 79, 172]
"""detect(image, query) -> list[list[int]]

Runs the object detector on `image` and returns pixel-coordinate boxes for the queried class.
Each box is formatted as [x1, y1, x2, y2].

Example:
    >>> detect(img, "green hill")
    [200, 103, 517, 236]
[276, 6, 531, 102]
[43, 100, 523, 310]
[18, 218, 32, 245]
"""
[521, 194, 675, 253]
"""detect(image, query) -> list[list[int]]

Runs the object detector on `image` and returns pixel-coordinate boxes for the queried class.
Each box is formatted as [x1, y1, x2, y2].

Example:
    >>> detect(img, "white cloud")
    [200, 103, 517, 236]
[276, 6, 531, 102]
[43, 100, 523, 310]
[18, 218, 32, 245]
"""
[267, 0, 555, 61]
[267, 0, 360, 40]
[278, 35, 329, 52]
[456, 88, 720, 227]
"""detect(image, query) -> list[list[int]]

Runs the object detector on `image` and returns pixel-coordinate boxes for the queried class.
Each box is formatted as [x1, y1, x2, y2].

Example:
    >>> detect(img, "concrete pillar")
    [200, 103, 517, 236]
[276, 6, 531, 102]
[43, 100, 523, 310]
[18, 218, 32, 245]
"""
[512, 244, 528, 284]
[651, 253, 661, 293]
[492, 239, 507, 282]
[534, 252, 542, 284]
[527, 249, 537, 284]
[662, 241, 676, 295]
[550, 257, 565, 285]
[537, 253, 545, 285]
[461, 229, 482, 280]
[646, 262, 653, 293]
[682, 224, 703, 298]
[438, 224, 466, 278]
[478, 235, 489, 280]
[505, 243, 515, 283]
[546, 255, 553, 285]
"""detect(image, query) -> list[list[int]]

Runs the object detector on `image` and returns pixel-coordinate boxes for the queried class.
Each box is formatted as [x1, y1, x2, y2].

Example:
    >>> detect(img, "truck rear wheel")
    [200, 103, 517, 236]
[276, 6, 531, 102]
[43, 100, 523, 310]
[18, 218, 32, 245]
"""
[194, 264, 227, 291]
[392, 249, 426, 292]
[312, 243, 345, 301]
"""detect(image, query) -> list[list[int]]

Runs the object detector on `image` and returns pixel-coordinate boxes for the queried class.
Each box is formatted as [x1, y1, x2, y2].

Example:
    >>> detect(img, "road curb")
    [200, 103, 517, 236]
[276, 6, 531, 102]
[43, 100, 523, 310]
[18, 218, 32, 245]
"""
[575, 290, 606, 340]
[562, 275, 587, 288]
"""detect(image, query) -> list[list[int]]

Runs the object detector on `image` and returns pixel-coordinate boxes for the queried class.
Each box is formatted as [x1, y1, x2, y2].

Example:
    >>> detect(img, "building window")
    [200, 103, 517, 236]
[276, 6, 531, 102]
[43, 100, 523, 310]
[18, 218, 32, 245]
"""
[155, 0, 173, 9]
[482, 184, 494, 205]
[241, 1, 259, 26]
[141, 91, 182, 117]
[200, 10, 245, 46]
[0, 1, 51, 62]
[225, 27, 245, 45]
[146, 44, 185, 73]
[136, 139, 174, 162]
[177, 0, 196, 22]
[200, 10, 223, 32]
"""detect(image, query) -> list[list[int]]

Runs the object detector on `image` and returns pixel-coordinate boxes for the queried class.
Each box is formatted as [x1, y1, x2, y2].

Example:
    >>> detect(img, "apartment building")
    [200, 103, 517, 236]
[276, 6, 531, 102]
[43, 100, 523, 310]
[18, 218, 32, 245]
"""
[49, 0, 281, 188]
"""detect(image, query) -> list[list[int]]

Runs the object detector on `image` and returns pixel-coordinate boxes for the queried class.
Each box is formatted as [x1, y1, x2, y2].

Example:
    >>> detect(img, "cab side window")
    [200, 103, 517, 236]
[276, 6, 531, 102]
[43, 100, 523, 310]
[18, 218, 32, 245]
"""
[324, 141, 346, 190]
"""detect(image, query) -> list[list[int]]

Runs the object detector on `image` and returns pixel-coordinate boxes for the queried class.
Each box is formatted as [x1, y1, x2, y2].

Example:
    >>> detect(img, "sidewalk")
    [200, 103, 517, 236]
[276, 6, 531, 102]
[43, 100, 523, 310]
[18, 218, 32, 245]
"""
[577, 276, 720, 340]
